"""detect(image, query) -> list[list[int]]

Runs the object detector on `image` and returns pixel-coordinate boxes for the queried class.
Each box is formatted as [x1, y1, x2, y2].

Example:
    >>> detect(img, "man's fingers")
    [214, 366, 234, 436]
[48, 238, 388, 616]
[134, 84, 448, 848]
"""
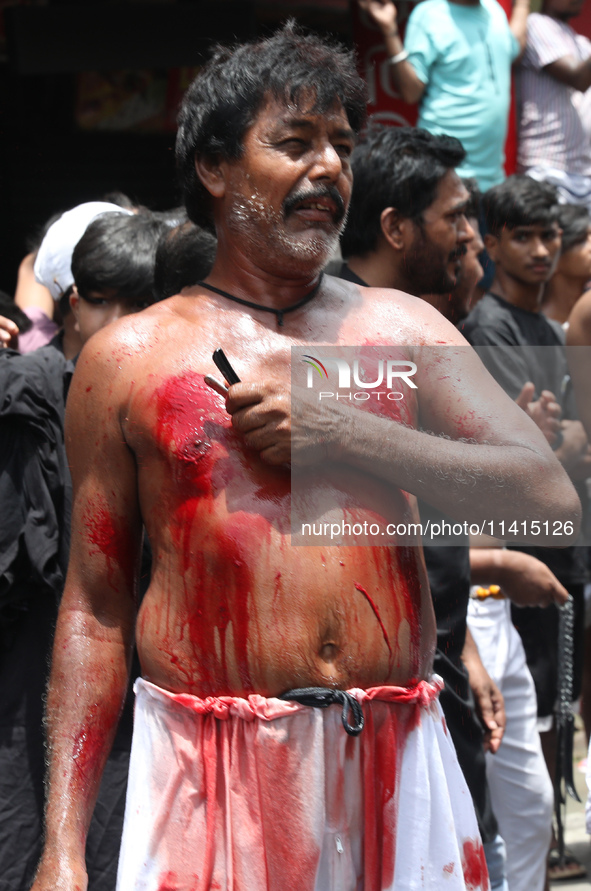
[515, 381, 535, 410]
[475, 688, 496, 728]
[541, 396, 561, 414]
[0, 315, 19, 346]
[492, 692, 506, 732]
[232, 403, 283, 436]
[553, 586, 570, 608]
[258, 443, 291, 466]
[242, 422, 286, 450]
[539, 389, 558, 403]
[225, 382, 274, 414]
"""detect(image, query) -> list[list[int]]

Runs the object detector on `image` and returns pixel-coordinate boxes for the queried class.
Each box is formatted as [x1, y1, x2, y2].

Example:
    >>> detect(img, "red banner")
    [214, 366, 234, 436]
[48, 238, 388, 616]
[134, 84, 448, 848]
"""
[351, 0, 519, 176]
[351, 0, 420, 128]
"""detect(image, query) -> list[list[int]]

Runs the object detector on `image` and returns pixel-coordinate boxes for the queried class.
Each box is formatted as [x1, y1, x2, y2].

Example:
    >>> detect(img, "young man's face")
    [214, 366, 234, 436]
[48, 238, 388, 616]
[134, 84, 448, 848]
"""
[213, 94, 355, 276]
[485, 222, 562, 286]
[405, 169, 472, 294]
[558, 226, 591, 280]
[70, 287, 155, 344]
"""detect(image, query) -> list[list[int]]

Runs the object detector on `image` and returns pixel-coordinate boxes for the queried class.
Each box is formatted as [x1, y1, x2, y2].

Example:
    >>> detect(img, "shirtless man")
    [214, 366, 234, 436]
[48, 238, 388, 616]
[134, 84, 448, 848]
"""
[32, 23, 579, 891]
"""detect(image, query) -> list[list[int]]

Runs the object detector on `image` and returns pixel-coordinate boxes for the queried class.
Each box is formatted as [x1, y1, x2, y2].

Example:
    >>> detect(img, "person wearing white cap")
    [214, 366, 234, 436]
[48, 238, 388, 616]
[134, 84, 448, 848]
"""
[34, 201, 133, 302]
[0, 205, 166, 891]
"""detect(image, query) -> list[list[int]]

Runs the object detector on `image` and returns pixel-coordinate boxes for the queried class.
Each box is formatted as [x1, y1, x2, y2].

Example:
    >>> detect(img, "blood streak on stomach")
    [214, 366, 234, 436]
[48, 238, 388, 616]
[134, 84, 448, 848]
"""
[136, 372, 429, 697]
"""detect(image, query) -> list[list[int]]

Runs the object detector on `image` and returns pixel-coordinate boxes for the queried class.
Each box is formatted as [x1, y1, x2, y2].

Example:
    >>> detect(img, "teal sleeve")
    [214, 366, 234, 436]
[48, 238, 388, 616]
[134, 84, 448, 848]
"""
[510, 30, 520, 61]
[404, 9, 435, 85]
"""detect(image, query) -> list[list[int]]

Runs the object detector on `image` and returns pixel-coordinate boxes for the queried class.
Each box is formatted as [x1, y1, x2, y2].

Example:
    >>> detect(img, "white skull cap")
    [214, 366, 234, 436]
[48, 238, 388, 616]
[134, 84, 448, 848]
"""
[34, 201, 134, 300]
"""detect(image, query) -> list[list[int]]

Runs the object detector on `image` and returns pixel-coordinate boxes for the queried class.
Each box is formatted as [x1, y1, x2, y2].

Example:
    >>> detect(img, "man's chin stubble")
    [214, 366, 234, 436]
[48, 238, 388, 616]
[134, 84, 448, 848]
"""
[227, 195, 342, 274]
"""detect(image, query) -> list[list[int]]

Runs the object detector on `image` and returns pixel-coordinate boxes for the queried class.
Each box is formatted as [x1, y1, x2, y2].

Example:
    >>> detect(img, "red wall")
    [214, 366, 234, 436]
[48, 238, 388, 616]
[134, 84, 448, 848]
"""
[570, 2, 591, 37]
[351, 0, 591, 177]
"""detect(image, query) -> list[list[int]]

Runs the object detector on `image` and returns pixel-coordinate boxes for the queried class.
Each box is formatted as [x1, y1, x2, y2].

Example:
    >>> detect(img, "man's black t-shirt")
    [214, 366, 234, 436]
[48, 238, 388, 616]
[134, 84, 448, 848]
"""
[461, 291, 586, 585]
[462, 291, 587, 715]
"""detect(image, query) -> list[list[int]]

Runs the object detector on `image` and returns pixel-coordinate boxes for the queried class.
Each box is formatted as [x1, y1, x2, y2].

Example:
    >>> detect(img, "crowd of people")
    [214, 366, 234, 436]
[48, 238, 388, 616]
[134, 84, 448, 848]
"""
[1, 2, 591, 890]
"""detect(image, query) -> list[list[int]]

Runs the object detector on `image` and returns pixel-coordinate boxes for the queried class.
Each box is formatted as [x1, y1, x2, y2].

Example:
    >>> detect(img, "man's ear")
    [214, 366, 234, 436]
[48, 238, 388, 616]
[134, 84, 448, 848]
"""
[69, 286, 81, 332]
[380, 207, 411, 252]
[194, 154, 226, 199]
[484, 232, 500, 262]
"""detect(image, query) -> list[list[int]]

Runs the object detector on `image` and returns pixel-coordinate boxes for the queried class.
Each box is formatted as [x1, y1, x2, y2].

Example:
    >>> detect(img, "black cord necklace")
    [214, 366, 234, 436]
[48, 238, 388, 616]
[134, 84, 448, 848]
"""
[196, 273, 324, 327]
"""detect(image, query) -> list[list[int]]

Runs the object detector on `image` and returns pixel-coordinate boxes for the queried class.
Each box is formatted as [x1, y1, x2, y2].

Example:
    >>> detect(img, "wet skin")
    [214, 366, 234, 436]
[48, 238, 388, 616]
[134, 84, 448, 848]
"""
[31, 96, 582, 891]
[62, 105, 574, 701]
[66, 259, 574, 701]
[70, 284, 443, 699]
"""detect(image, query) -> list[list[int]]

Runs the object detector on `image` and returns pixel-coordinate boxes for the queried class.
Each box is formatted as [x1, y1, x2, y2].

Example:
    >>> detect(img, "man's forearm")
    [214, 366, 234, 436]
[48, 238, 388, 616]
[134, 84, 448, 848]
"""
[546, 54, 591, 92]
[334, 406, 580, 543]
[382, 29, 425, 104]
[509, 0, 530, 53]
[357, 0, 425, 102]
[36, 598, 133, 883]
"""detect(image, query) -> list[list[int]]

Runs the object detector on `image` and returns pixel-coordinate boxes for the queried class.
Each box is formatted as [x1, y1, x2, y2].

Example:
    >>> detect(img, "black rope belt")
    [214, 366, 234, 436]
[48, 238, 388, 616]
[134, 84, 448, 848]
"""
[279, 687, 365, 736]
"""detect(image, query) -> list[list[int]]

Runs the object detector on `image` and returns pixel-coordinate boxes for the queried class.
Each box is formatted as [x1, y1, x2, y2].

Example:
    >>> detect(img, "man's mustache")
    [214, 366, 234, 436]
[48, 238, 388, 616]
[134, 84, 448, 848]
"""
[283, 186, 346, 224]
[449, 243, 468, 262]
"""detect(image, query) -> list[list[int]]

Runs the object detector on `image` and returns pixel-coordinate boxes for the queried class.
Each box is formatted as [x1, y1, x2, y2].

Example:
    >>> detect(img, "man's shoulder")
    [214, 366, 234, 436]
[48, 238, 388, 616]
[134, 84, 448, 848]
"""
[82, 299, 180, 362]
[327, 270, 424, 312]
[525, 11, 576, 54]
[328, 275, 466, 345]
[408, 0, 448, 25]
[71, 300, 183, 400]
[461, 293, 522, 344]
[527, 11, 567, 35]
[462, 293, 563, 347]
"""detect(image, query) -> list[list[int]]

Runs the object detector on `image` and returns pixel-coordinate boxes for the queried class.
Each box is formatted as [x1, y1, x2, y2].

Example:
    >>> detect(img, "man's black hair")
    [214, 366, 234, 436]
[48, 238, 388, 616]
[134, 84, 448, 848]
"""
[482, 175, 560, 237]
[154, 222, 217, 300]
[101, 190, 137, 210]
[340, 126, 466, 258]
[176, 20, 367, 233]
[462, 177, 481, 221]
[0, 291, 32, 334]
[557, 203, 590, 253]
[72, 212, 168, 301]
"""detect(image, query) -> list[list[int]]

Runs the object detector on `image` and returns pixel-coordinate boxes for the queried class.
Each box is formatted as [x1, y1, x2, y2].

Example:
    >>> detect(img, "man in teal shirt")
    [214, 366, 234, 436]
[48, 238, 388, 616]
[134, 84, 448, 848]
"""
[359, 0, 529, 190]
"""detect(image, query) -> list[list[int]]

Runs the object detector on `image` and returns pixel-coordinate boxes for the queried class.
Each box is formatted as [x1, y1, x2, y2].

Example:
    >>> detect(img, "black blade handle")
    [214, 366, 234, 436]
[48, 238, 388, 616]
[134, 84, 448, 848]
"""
[212, 349, 241, 385]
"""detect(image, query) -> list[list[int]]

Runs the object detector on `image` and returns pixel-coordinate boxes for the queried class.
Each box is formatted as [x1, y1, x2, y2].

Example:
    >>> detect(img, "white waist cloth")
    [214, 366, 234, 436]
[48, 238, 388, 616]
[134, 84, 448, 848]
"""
[116, 677, 489, 891]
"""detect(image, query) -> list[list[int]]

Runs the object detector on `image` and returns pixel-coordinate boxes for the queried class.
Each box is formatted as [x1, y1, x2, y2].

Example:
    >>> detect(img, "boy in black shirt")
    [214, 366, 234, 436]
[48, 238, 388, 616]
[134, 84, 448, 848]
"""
[462, 177, 589, 880]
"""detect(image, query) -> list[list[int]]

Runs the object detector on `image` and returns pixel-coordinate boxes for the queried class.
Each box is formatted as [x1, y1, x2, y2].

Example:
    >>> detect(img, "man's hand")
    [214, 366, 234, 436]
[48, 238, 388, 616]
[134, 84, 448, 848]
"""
[357, 0, 426, 103]
[470, 547, 569, 607]
[514, 383, 591, 478]
[461, 628, 506, 754]
[515, 382, 561, 446]
[555, 419, 591, 479]
[0, 314, 19, 350]
[225, 380, 292, 465]
[223, 380, 349, 467]
[358, 0, 398, 35]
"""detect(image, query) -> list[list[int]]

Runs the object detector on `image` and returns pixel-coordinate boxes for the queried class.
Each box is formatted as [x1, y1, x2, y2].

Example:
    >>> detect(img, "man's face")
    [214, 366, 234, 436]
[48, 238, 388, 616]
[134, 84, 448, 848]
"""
[558, 226, 591, 280]
[448, 215, 485, 322]
[214, 95, 355, 277]
[404, 170, 471, 295]
[70, 287, 155, 344]
[486, 222, 562, 286]
[544, 0, 585, 20]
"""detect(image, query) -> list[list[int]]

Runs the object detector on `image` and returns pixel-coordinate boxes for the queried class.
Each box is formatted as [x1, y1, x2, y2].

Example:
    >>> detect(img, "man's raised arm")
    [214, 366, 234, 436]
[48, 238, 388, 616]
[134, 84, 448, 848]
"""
[223, 314, 580, 545]
[32, 335, 142, 891]
[357, 0, 426, 104]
